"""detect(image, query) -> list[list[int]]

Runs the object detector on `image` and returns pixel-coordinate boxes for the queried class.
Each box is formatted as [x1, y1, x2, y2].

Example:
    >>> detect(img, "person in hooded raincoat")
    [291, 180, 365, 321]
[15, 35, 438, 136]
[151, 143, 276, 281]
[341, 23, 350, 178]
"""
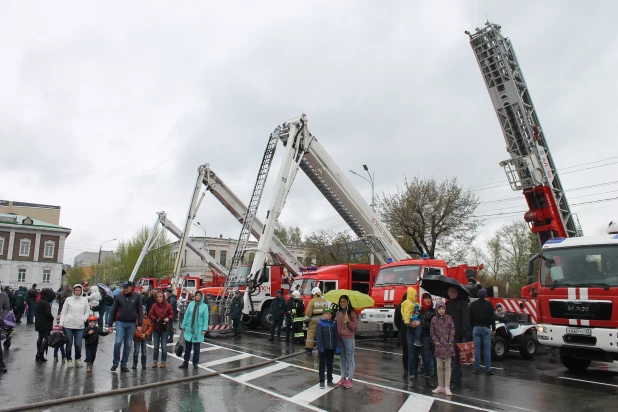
[179, 290, 209, 369]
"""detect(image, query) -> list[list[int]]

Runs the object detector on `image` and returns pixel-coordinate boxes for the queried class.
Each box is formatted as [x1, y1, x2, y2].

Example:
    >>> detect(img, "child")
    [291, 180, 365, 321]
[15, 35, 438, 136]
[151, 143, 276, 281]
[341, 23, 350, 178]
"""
[410, 303, 423, 347]
[83, 315, 110, 372]
[315, 308, 340, 389]
[133, 307, 152, 369]
[430, 302, 455, 396]
[494, 303, 512, 337]
[52, 315, 66, 362]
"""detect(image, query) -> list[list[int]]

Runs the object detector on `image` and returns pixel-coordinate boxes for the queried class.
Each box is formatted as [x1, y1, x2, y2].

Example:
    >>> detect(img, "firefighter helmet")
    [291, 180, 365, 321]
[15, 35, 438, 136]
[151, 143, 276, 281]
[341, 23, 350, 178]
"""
[311, 287, 322, 296]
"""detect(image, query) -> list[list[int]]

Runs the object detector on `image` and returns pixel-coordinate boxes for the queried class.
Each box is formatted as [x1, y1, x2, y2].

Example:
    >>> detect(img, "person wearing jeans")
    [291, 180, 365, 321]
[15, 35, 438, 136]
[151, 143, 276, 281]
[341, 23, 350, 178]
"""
[419, 293, 436, 387]
[59, 284, 90, 368]
[107, 281, 143, 372]
[469, 288, 496, 375]
[334, 295, 358, 389]
[149, 291, 173, 368]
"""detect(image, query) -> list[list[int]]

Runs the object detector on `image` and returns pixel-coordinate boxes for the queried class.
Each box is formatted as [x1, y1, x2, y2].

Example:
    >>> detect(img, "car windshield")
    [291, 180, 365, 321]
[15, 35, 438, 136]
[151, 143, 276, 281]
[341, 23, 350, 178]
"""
[299, 279, 316, 296]
[229, 266, 249, 287]
[375, 265, 421, 286]
[540, 245, 618, 287]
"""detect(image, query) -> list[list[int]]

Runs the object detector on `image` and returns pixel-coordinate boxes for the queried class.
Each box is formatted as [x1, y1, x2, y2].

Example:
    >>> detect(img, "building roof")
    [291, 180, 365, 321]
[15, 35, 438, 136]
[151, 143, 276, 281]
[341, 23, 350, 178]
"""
[0, 213, 71, 231]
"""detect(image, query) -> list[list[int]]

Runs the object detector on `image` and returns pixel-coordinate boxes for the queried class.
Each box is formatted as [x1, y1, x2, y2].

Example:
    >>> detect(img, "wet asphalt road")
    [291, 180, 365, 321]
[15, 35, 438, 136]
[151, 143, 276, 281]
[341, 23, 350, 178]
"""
[1, 321, 617, 412]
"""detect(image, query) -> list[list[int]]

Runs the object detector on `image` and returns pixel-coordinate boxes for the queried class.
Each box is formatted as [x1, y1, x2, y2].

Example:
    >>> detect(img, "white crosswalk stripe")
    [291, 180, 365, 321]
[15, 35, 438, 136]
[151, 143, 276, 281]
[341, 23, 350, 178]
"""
[235, 362, 290, 382]
[202, 353, 252, 367]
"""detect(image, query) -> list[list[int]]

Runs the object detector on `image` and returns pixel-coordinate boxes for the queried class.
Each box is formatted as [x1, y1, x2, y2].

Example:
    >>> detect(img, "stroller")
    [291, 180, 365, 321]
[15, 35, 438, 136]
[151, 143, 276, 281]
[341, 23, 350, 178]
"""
[1, 311, 17, 349]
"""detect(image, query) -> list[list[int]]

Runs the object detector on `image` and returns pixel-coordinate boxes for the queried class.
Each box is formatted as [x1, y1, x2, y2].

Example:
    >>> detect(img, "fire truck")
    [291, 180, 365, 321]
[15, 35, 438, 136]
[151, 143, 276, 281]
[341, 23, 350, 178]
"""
[466, 23, 618, 370]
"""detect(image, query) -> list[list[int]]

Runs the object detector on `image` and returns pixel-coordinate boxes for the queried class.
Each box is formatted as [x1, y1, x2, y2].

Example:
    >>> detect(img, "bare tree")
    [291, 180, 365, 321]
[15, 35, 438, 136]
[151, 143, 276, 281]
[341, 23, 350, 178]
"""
[380, 176, 480, 263]
[274, 223, 303, 247]
[303, 229, 370, 265]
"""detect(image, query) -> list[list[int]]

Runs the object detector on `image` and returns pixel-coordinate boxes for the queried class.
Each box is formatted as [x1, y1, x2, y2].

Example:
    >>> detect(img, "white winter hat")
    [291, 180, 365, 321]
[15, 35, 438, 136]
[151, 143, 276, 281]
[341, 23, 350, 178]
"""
[311, 287, 322, 296]
[292, 291, 301, 298]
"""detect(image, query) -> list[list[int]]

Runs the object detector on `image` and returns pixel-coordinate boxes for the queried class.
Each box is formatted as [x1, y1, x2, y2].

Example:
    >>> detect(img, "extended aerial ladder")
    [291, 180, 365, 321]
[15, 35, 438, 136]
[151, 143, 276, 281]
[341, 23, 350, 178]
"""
[129, 211, 229, 284]
[466, 22, 583, 245]
[241, 114, 410, 315]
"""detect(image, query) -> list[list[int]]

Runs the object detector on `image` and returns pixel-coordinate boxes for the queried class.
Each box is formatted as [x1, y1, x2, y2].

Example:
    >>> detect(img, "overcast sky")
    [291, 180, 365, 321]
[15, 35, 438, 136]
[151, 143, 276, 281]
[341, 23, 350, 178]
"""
[1, 1, 617, 265]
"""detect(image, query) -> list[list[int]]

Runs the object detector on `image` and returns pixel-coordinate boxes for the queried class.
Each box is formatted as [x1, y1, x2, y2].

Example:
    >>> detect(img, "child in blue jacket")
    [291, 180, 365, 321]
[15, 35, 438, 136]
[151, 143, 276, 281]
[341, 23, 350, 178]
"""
[315, 308, 340, 388]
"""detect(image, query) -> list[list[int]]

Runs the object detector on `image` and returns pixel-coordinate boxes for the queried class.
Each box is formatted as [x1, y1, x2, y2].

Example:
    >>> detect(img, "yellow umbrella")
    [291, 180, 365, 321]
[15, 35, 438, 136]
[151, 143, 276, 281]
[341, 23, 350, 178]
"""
[323, 289, 375, 310]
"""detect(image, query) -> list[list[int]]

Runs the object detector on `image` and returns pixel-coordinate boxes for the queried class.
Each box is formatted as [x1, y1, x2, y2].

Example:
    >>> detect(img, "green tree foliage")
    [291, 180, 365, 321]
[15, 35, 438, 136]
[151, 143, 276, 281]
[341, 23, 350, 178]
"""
[303, 229, 370, 265]
[66, 266, 85, 286]
[273, 223, 303, 247]
[474, 221, 540, 297]
[380, 176, 480, 263]
[102, 225, 174, 283]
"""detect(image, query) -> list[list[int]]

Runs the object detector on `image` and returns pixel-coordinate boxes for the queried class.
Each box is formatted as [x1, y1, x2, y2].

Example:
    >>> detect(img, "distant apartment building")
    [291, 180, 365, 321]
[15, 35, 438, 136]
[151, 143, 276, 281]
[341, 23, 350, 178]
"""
[73, 250, 117, 280]
[170, 235, 309, 283]
[0, 213, 71, 291]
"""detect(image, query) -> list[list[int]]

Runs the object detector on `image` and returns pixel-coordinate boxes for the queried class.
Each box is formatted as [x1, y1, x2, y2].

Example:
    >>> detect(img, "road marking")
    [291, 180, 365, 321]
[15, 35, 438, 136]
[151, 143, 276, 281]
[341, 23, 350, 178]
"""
[202, 353, 252, 367]
[290, 382, 337, 405]
[558, 377, 618, 388]
[200, 347, 221, 352]
[355, 346, 402, 356]
[235, 362, 290, 382]
[398, 392, 434, 411]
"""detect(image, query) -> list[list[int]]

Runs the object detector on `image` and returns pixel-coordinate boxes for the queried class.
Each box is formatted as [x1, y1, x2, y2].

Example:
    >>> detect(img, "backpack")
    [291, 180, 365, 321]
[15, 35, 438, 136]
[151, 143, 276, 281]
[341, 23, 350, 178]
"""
[105, 293, 114, 306]
[15, 293, 25, 308]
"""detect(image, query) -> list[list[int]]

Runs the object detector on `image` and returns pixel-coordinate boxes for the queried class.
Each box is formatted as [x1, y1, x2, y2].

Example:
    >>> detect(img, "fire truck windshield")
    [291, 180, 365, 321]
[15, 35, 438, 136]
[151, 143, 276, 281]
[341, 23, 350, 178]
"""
[375, 265, 421, 286]
[540, 245, 618, 287]
[299, 279, 316, 296]
[229, 265, 250, 287]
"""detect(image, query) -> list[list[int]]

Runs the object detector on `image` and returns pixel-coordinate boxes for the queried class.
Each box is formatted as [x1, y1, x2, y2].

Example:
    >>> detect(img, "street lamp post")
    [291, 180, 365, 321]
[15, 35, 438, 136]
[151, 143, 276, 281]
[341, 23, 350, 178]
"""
[349, 164, 375, 265]
[97, 238, 117, 284]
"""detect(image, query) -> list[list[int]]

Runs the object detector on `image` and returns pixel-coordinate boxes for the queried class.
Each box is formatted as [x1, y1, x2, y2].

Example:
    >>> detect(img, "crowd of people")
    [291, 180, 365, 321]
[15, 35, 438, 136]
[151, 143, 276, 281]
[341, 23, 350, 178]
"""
[0, 279, 500, 398]
[0, 279, 211, 375]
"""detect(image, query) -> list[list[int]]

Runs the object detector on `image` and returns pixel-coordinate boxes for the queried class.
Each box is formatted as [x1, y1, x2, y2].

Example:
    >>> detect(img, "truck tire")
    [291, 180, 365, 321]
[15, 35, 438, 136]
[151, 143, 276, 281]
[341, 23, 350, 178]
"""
[259, 303, 272, 330]
[241, 314, 260, 329]
[492, 336, 508, 360]
[519, 335, 537, 360]
[560, 354, 591, 372]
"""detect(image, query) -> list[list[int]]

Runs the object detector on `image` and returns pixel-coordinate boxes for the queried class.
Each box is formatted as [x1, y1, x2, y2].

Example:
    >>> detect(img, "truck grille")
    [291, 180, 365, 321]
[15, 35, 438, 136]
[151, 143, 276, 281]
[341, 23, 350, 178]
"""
[549, 300, 612, 321]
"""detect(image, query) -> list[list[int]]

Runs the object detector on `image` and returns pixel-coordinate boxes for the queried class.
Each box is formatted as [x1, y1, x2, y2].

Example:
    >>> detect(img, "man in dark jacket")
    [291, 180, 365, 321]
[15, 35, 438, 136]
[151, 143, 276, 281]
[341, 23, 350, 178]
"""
[14, 287, 27, 323]
[445, 286, 471, 390]
[230, 290, 244, 338]
[268, 290, 286, 341]
[3, 287, 16, 310]
[107, 281, 143, 372]
[165, 288, 177, 343]
[58, 284, 72, 315]
[470, 288, 496, 375]
[394, 293, 409, 379]
[0, 290, 11, 372]
[26, 283, 38, 324]
[34, 289, 56, 361]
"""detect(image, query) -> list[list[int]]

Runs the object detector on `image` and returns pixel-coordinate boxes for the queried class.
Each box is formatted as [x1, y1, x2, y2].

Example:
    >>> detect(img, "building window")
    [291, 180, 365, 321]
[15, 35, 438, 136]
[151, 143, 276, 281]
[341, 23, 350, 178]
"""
[43, 270, 51, 283]
[19, 239, 31, 257]
[297, 256, 303, 264]
[44, 241, 55, 258]
[220, 250, 227, 266]
[0, 237, 4, 256]
[209, 250, 216, 258]
[18, 268, 26, 283]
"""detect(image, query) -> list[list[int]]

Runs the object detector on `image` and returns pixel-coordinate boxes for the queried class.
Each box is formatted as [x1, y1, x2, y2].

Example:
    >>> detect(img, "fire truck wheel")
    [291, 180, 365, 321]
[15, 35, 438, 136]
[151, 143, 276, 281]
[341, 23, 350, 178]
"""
[259, 306, 272, 330]
[241, 315, 259, 329]
[492, 336, 508, 360]
[519, 335, 537, 359]
[560, 354, 591, 373]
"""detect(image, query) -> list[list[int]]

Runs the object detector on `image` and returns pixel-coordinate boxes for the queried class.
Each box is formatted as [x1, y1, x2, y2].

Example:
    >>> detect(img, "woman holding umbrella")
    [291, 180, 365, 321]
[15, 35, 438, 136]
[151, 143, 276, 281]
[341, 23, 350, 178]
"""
[334, 295, 358, 389]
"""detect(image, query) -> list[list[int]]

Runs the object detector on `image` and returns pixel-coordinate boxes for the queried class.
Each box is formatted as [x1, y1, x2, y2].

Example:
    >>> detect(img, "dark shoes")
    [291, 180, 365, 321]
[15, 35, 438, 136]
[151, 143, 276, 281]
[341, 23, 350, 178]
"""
[403, 372, 408, 380]
[179, 363, 189, 369]
[111, 365, 118, 371]
[142, 364, 147, 370]
[268, 337, 274, 341]
[35, 353, 47, 362]
[121, 367, 130, 372]
[327, 381, 335, 388]
[486, 370, 495, 376]
[132, 364, 137, 370]
[425, 377, 433, 388]
[193, 364, 199, 369]
[319, 382, 325, 389]
[408, 377, 415, 388]
[0, 365, 7, 373]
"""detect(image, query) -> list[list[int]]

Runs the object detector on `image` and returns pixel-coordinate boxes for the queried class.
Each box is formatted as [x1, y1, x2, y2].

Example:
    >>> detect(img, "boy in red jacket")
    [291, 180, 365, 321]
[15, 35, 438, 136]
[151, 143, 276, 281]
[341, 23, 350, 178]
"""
[133, 307, 152, 369]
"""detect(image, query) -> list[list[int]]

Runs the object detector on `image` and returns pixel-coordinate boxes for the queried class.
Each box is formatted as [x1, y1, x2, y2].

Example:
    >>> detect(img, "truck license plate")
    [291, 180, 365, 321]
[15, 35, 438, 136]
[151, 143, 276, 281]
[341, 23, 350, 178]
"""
[374, 314, 386, 319]
[566, 327, 591, 336]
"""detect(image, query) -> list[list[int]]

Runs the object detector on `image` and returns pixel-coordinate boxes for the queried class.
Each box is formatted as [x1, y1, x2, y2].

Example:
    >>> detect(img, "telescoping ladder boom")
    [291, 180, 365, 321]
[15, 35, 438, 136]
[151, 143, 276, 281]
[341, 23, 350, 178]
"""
[466, 22, 582, 244]
[243, 114, 409, 302]
[128, 212, 229, 284]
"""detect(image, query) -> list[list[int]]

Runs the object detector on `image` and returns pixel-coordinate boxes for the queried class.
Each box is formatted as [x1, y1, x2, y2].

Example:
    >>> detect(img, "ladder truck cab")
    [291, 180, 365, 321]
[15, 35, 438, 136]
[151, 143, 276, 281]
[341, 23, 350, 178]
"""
[532, 229, 618, 372]
[360, 258, 481, 331]
[134, 277, 171, 294]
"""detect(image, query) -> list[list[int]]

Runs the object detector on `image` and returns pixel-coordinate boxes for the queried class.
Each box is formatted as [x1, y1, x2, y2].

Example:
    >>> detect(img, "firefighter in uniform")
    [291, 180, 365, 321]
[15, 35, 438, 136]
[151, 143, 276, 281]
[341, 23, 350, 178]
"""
[304, 287, 328, 351]
[286, 291, 305, 344]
